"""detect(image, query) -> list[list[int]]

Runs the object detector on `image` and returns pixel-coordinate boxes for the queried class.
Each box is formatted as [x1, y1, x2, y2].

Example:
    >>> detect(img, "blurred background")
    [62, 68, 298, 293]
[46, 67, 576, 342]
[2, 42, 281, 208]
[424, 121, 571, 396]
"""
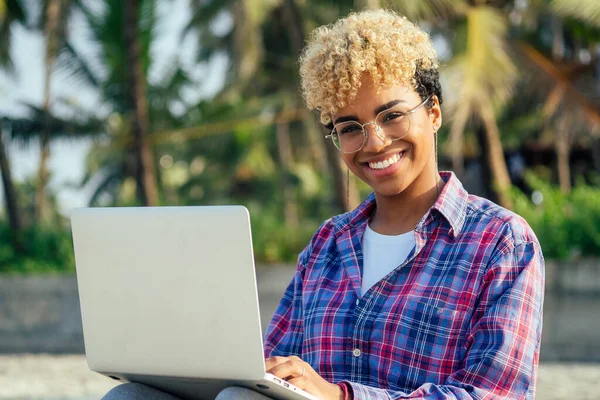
[0, 0, 599, 399]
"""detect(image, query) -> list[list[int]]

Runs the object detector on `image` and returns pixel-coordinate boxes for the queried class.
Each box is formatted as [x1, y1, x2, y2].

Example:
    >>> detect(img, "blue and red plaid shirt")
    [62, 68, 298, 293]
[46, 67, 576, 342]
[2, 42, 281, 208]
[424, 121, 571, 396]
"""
[264, 172, 545, 399]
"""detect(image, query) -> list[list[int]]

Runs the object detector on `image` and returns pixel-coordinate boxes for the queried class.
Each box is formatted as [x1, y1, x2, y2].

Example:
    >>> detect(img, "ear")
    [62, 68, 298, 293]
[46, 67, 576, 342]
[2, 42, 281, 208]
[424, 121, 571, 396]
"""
[428, 95, 442, 132]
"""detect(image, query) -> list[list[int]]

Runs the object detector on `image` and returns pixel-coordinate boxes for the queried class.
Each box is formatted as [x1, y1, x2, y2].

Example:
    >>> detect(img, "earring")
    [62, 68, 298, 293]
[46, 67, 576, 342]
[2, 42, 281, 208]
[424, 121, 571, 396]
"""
[346, 166, 350, 210]
[434, 129, 439, 168]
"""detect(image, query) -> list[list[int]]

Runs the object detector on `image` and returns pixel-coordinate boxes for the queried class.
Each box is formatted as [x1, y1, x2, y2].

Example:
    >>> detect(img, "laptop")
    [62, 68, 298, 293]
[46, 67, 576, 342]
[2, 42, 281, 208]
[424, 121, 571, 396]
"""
[71, 206, 317, 400]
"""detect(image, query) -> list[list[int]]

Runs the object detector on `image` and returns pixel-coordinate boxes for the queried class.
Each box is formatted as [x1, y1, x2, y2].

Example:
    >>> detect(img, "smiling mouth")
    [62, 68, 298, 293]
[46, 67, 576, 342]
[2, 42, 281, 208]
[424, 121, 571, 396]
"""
[366, 151, 405, 170]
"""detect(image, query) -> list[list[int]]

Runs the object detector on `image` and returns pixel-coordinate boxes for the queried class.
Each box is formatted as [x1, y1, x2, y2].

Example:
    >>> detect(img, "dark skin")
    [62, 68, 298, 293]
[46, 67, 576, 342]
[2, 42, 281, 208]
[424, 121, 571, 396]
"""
[337, 76, 443, 235]
[265, 356, 344, 400]
[266, 76, 444, 399]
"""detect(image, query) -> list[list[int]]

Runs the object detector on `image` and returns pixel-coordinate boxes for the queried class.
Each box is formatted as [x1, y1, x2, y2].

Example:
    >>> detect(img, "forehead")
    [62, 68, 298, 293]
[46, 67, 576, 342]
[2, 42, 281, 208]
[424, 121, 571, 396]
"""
[333, 78, 420, 118]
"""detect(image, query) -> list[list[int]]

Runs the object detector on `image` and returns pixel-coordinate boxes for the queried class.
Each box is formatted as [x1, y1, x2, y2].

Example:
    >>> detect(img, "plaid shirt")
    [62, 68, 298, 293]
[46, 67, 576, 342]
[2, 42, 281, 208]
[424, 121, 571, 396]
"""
[264, 172, 545, 399]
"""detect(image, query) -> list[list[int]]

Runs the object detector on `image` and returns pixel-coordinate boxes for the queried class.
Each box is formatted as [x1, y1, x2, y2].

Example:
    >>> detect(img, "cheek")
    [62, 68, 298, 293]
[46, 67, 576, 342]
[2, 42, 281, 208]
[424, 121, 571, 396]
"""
[408, 123, 434, 156]
[342, 154, 361, 173]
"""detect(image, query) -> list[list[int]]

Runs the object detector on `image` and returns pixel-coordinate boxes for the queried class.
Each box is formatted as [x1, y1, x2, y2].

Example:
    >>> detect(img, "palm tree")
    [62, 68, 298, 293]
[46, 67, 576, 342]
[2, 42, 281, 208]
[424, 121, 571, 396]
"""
[38, 0, 65, 224]
[57, 0, 169, 206]
[0, 0, 27, 71]
[0, 122, 23, 252]
[3, 102, 103, 232]
[77, 64, 192, 207]
[551, 0, 600, 181]
[551, 0, 600, 26]
[123, 0, 158, 206]
[444, 5, 516, 207]
[0, 0, 27, 251]
[513, 0, 600, 192]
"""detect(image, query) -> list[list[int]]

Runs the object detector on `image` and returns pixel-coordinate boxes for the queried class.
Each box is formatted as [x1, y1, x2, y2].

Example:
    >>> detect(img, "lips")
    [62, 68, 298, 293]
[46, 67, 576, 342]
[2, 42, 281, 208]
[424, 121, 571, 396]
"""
[364, 151, 406, 170]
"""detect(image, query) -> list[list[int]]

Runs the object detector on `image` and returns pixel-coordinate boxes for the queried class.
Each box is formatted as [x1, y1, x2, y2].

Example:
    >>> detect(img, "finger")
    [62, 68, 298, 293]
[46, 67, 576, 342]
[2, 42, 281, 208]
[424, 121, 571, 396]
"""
[265, 356, 289, 371]
[286, 376, 309, 391]
[268, 360, 304, 380]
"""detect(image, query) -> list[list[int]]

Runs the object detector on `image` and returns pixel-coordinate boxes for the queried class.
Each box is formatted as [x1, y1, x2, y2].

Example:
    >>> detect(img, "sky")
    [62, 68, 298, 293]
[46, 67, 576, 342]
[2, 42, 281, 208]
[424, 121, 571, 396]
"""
[0, 0, 227, 215]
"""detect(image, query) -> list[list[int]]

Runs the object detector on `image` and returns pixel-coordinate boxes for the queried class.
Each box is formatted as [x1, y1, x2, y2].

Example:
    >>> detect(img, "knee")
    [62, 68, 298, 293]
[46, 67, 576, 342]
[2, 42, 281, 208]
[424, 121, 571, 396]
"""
[102, 383, 143, 400]
[216, 386, 268, 400]
[101, 382, 176, 400]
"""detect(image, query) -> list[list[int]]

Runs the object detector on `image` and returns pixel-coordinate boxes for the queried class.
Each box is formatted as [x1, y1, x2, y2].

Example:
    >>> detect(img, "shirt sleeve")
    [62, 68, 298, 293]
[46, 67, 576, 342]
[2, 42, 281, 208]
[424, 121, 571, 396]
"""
[263, 258, 306, 358]
[342, 240, 545, 400]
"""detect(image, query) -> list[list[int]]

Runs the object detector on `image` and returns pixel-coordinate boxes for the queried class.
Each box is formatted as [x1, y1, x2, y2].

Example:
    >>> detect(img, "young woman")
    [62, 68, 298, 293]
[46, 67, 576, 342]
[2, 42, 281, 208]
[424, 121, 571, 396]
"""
[104, 9, 544, 400]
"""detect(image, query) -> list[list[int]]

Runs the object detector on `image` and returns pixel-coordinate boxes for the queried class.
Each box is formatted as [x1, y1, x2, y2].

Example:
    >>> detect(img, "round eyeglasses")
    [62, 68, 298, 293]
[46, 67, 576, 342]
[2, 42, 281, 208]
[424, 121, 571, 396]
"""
[326, 95, 431, 154]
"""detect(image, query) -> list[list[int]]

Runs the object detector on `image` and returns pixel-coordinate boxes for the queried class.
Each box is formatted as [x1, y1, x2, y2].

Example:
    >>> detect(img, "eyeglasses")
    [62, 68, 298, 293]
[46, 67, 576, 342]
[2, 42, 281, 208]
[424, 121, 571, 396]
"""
[326, 95, 431, 154]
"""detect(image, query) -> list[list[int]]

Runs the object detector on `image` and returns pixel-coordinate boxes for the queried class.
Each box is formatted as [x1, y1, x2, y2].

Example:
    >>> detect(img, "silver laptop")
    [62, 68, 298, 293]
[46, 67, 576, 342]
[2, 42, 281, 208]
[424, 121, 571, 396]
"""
[71, 206, 317, 400]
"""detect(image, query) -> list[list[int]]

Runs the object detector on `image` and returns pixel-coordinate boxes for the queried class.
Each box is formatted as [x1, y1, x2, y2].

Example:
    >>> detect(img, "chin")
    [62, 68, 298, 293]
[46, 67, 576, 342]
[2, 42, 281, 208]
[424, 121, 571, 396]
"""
[369, 181, 410, 197]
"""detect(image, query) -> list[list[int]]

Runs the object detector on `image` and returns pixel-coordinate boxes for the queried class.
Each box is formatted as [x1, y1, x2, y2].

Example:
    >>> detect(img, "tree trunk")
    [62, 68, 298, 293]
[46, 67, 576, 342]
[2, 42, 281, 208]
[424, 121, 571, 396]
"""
[231, 1, 263, 91]
[480, 106, 513, 209]
[551, 17, 572, 193]
[449, 106, 470, 178]
[276, 122, 299, 228]
[323, 137, 361, 212]
[302, 110, 329, 172]
[555, 120, 572, 193]
[0, 127, 24, 253]
[556, 136, 571, 193]
[37, 0, 62, 224]
[124, 0, 158, 206]
[474, 123, 493, 201]
[591, 137, 600, 174]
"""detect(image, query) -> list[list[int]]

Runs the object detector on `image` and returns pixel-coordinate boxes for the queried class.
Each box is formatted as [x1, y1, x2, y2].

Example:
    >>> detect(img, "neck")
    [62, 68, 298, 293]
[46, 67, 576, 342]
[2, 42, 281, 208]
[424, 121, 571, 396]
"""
[370, 173, 444, 235]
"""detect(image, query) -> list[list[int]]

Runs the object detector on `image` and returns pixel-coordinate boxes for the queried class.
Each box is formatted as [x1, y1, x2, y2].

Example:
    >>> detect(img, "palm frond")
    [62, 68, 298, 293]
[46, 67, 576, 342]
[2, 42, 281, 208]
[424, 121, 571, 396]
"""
[444, 6, 516, 116]
[518, 42, 600, 128]
[388, 0, 465, 22]
[551, 0, 600, 27]
[443, 6, 517, 169]
[6, 103, 104, 144]
[0, 0, 28, 72]
[182, 0, 236, 38]
[88, 170, 122, 207]
[56, 40, 102, 87]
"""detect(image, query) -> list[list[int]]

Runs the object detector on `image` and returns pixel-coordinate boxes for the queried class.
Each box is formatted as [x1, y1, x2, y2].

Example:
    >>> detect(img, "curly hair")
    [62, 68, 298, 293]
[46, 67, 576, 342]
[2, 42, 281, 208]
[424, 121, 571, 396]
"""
[299, 9, 442, 125]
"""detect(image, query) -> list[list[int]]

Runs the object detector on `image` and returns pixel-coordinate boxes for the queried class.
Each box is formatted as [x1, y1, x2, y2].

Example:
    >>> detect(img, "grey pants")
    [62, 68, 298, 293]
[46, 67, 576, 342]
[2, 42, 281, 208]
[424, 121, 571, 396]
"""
[102, 383, 271, 400]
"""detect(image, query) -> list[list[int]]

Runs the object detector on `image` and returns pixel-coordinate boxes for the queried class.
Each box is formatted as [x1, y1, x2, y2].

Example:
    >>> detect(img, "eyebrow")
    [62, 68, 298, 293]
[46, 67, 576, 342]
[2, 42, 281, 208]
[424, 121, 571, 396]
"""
[333, 99, 407, 125]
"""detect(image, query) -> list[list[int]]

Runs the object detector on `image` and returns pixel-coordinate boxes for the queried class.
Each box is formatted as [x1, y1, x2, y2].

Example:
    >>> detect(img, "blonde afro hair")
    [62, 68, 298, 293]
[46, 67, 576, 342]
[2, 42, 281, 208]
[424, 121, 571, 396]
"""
[299, 9, 439, 125]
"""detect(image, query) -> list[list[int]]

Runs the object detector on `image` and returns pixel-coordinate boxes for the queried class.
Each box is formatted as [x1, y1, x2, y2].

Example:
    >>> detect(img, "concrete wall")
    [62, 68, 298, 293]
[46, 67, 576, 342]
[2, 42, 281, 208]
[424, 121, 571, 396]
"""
[1, 260, 599, 361]
[0, 275, 84, 353]
[541, 259, 600, 361]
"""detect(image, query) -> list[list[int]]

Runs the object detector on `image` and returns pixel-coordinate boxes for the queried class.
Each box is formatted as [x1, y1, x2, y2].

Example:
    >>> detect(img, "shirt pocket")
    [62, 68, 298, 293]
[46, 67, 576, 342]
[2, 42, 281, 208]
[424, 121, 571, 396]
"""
[379, 298, 472, 388]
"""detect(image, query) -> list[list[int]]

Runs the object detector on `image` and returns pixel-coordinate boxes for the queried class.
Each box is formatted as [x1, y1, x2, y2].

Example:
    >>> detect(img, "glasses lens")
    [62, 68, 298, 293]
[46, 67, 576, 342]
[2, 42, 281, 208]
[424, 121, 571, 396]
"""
[332, 122, 365, 153]
[376, 107, 411, 140]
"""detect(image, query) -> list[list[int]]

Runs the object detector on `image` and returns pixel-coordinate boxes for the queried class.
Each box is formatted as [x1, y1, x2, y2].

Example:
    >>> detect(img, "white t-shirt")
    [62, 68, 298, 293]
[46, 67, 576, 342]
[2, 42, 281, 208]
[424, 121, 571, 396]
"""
[360, 224, 416, 296]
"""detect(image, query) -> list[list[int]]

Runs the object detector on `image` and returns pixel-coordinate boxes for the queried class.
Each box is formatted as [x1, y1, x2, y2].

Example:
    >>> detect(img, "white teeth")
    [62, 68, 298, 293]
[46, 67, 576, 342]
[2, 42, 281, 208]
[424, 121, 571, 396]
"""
[368, 153, 402, 170]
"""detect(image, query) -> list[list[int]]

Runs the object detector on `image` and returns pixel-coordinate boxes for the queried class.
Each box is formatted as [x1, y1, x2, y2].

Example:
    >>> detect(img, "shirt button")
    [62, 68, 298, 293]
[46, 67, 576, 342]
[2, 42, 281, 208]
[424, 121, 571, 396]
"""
[352, 348, 361, 357]
[356, 299, 360, 306]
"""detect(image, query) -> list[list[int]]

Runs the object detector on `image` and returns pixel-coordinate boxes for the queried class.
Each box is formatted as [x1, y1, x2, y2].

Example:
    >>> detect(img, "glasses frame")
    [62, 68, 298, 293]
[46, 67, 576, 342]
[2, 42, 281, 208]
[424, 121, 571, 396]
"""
[325, 95, 432, 154]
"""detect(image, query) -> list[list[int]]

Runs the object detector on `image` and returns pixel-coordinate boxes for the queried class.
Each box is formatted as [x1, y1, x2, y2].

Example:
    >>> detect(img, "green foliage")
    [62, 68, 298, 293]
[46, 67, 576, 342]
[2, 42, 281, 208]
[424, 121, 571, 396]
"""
[250, 211, 320, 264]
[0, 222, 75, 274]
[511, 174, 600, 260]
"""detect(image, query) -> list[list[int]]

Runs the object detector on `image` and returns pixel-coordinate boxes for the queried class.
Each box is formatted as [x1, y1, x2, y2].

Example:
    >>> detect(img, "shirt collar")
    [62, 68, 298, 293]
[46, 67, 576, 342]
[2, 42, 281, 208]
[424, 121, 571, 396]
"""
[344, 171, 468, 237]
[429, 171, 468, 237]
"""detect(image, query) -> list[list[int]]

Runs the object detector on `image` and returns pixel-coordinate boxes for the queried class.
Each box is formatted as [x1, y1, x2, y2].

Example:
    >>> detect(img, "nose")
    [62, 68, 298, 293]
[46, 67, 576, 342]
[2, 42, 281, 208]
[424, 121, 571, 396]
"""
[362, 123, 389, 152]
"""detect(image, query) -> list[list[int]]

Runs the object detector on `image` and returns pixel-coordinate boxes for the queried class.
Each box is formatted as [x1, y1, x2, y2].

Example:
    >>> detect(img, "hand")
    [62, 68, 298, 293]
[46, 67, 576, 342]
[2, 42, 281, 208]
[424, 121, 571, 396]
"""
[265, 356, 344, 400]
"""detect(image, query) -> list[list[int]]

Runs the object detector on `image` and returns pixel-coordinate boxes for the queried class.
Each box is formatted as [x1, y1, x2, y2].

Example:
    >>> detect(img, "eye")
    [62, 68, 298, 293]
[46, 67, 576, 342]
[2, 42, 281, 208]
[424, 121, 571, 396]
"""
[337, 123, 362, 135]
[381, 110, 405, 124]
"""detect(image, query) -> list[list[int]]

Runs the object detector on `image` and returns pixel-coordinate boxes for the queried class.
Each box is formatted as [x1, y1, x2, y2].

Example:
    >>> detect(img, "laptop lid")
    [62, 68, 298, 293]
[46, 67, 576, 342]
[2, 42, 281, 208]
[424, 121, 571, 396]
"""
[71, 206, 265, 381]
